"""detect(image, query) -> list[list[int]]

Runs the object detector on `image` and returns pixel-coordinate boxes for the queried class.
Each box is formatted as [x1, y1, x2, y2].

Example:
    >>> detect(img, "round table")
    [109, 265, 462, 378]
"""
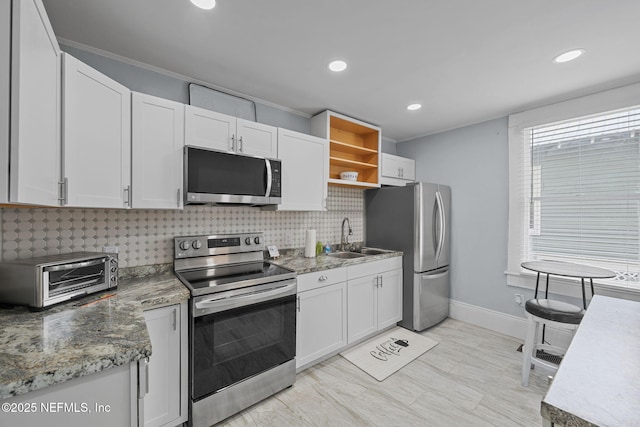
[521, 260, 616, 309]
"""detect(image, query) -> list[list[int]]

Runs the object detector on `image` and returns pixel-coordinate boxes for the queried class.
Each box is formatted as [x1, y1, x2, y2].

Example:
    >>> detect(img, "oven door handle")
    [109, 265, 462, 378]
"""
[194, 280, 296, 316]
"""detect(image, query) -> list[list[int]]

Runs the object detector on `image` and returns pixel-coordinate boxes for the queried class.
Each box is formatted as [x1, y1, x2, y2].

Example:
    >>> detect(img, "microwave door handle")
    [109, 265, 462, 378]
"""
[265, 159, 272, 197]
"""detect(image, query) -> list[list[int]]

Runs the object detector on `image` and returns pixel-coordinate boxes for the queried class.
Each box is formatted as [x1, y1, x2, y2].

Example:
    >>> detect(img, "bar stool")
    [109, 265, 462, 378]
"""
[518, 260, 614, 387]
[521, 298, 584, 386]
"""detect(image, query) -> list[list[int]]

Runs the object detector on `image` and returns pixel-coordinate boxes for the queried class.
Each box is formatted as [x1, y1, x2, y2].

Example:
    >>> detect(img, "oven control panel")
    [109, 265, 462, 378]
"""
[174, 232, 265, 259]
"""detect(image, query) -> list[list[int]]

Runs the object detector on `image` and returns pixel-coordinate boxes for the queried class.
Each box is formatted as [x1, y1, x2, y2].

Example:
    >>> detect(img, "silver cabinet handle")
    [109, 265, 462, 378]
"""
[138, 357, 149, 399]
[231, 134, 236, 151]
[58, 177, 68, 205]
[318, 275, 328, 282]
[238, 136, 243, 152]
[124, 185, 131, 207]
[172, 308, 177, 331]
[379, 275, 383, 287]
[297, 296, 301, 312]
[177, 188, 181, 207]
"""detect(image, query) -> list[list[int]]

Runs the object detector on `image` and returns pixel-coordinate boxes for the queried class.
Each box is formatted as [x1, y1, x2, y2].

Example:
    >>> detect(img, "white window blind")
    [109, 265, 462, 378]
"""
[521, 107, 640, 282]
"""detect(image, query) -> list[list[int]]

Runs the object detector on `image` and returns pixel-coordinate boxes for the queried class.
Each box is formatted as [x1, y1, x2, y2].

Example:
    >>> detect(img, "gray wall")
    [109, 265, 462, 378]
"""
[61, 44, 311, 134]
[397, 118, 524, 316]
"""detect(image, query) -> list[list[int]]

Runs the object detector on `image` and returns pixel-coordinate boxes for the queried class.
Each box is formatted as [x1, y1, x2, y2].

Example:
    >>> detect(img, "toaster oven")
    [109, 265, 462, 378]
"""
[0, 252, 118, 309]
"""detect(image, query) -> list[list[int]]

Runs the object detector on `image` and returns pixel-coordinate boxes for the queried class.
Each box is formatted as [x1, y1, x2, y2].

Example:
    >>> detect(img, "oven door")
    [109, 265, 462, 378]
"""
[191, 279, 296, 401]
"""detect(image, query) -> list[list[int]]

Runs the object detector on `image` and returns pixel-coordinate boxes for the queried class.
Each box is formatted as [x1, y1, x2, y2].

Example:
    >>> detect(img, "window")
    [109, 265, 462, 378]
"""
[507, 83, 640, 293]
[523, 108, 640, 282]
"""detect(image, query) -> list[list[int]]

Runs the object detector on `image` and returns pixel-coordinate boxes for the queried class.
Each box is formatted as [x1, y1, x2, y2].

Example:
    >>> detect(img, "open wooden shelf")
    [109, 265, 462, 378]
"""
[329, 156, 378, 169]
[312, 111, 381, 188]
[330, 139, 378, 154]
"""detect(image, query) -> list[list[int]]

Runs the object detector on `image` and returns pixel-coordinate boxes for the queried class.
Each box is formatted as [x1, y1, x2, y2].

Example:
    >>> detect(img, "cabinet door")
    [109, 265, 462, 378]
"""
[236, 118, 277, 158]
[6, 0, 61, 206]
[62, 53, 131, 208]
[184, 105, 235, 152]
[377, 268, 403, 330]
[2, 363, 137, 427]
[275, 128, 328, 211]
[399, 156, 415, 181]
[143, 304, 186, 427]
[381, 153, 401, 178]
[132, 93, 184, 209]
[296, 282, 347, 369]
[347, 274, 378, 344]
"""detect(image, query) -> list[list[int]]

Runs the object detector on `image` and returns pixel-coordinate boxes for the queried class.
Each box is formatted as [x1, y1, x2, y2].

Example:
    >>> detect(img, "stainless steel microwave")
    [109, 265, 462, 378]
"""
[184, 146, 282, 206]
[0, 252, 118, 309]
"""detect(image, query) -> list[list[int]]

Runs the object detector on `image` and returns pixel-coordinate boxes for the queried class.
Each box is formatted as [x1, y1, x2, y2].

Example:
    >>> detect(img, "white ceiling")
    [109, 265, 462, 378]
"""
[41, 0, 640, 142]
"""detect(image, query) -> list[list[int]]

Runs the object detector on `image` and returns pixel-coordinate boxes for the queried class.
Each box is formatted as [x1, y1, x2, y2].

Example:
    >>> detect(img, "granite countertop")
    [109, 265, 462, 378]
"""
[541, 295, 640, 427]
[270, 247, 403, 274]
[0, 267, 189, 399]
[0, 250, 399, 400]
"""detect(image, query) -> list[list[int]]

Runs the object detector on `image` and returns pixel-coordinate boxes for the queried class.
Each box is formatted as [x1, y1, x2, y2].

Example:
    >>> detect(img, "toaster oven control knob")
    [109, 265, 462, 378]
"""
[192, 240, 202, 250]
[245, 237, 252, 245]
[254, 236, 261, 245]
[179, 241, 190, 251]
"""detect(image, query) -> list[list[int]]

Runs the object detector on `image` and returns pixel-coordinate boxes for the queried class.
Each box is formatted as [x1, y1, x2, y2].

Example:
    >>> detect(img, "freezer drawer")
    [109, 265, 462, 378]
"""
[413, 268, 449, 331]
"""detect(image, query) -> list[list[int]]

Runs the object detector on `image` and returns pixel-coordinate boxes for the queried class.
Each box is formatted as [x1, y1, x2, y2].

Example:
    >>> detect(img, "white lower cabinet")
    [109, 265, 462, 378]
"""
[347, 257, 403, 344]
[142, 303, 187, 427]
[296, 268, 347, 370]
[296, 257, 403, 370]
[1, 363, 139, 427]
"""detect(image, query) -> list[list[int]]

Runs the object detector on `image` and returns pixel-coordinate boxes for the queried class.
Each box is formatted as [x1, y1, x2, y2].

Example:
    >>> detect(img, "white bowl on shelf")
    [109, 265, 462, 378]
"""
[340, 171, 359, 181]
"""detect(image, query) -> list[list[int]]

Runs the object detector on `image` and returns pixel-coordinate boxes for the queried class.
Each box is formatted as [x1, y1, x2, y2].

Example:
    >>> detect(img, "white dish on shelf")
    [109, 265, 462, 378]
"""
[340, 171, 359, 181]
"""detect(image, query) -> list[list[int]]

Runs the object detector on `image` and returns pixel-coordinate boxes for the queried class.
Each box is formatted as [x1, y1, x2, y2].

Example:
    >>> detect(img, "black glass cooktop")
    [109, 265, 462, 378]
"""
[176, 261, 296, 296]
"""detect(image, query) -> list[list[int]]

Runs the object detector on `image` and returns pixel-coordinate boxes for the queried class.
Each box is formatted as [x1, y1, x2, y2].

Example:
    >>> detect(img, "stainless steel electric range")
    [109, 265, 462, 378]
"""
[173, 232, 297, 427]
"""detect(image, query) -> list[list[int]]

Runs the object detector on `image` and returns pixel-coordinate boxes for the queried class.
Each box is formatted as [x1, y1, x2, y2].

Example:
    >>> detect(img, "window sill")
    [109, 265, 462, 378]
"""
[506, 270, 640, 301]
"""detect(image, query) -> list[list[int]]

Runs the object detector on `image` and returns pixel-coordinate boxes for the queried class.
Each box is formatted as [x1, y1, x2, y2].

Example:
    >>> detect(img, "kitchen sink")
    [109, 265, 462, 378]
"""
[326, 251, 367, 259]
[354, 247, 390, 255]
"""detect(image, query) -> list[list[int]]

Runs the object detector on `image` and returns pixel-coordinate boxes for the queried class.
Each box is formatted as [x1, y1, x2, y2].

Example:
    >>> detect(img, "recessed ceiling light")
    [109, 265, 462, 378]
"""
[553, 49, 585, 63]
[328, 60, 348, 72]
[190, 0, 216, 10]
[407, 103, 422, 111]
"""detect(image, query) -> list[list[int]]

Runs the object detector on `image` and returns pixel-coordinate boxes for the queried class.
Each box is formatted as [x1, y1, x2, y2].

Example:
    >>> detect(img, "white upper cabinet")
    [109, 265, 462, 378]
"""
[184, 105, 235, 152]
[269, 128, 328, 211]
[132, 92, 184, 209]
[2, 0, 61, 206]
[62, 53, 131, 208]
[184, 105, 277, 158]
[0, 1, 9, 203]
[380, 153, 416, 186]
[236, 118, 277, 158]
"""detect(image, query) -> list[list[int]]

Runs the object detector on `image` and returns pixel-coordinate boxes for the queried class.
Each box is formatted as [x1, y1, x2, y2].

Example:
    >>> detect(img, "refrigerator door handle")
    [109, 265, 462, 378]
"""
[435, 191, 445, 262]
[422, 270, 448, 280]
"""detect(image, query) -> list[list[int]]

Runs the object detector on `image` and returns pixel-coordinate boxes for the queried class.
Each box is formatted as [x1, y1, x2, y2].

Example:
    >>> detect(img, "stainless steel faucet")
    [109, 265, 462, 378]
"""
[341, 217, 353, 252]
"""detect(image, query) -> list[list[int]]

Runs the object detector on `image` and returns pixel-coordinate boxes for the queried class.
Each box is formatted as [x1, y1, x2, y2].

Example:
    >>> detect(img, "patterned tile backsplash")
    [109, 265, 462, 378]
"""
[0, 187, 363, 267]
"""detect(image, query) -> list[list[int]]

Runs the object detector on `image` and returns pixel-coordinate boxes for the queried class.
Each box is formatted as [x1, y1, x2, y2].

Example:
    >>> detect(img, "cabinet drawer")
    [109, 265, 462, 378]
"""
[297, 267, 347, 292]
[347, 256, 402, 279]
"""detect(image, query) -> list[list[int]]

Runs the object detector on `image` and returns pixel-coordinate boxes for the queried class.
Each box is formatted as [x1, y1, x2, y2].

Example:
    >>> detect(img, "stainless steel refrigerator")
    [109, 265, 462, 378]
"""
[365, 182, 451, 331]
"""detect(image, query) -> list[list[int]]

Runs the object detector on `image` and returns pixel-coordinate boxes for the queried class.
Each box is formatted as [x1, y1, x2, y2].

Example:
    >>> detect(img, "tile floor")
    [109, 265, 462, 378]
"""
[219, 319, 550, 426]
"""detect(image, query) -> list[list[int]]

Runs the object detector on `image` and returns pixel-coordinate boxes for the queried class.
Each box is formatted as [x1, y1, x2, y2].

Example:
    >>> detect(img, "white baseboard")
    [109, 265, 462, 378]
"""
[449, 299, 528, 340]
[448, 299, 573, 347]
